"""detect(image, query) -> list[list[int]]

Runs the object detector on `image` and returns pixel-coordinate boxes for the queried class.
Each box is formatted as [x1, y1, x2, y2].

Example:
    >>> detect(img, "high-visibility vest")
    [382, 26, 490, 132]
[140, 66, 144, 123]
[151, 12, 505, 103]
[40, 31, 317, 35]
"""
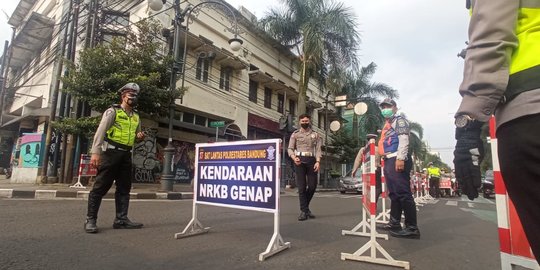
[105, 105, 139, 147]
[469, 0, 540, 101]
[428, 167, 441, 178]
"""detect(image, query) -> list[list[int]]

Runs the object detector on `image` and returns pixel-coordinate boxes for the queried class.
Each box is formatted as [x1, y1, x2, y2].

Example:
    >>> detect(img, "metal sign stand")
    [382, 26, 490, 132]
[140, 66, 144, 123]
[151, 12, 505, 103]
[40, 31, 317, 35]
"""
[174, 139, 290, 261]
[341, 140, 410, 269]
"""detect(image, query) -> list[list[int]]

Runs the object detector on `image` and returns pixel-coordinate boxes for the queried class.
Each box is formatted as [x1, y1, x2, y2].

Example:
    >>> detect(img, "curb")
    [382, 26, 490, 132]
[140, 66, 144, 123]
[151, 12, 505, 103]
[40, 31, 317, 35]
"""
[0, 189, 193, 200]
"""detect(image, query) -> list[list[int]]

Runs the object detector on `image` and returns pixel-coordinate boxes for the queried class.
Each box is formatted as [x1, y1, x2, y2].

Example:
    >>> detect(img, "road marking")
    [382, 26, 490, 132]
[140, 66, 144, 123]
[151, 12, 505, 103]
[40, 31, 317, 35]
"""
[446, 201, 458, 206]
[468, 202, 475, 208]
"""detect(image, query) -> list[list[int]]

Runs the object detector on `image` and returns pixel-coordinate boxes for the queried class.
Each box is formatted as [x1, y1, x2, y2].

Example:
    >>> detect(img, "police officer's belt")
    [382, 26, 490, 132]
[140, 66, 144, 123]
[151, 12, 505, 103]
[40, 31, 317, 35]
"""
[105, 139, 132, 152]
[384, 152, 398, 159]
[107, 144, 132, 152]
[295, 151, 314, 157]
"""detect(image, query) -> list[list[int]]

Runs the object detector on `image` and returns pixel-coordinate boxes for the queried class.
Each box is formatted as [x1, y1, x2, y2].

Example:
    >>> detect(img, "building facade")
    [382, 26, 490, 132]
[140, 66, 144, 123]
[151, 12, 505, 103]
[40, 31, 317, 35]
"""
[0, 0, 339, 184]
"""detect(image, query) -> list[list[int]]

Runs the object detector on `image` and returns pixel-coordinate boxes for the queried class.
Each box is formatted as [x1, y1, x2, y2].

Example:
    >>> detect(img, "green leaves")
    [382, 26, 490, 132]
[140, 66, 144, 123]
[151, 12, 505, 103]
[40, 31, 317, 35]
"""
[62, 19, 179, 117]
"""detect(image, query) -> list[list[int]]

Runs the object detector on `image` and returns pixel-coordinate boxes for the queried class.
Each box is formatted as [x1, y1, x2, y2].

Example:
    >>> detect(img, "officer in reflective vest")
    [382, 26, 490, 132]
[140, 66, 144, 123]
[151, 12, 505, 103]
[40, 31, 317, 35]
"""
[427, 162, 441, 198]
[378, 98, 420, 239]
[288, 114, 322, 221]
[85, 83, 145, 233]
[454, 0, 540, 262]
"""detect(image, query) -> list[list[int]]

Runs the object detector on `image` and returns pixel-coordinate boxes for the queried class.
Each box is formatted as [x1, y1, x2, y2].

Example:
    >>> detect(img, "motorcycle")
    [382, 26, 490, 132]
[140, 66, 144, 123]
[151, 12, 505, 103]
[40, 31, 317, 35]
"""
[481, 170, 495, 199]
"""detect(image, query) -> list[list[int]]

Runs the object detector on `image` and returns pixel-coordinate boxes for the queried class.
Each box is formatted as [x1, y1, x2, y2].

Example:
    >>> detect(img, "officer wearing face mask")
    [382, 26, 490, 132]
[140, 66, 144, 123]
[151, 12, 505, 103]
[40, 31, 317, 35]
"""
[84, 82, 145, 233]
[288, 114, 322, 221]
[377, 98, 420, 239]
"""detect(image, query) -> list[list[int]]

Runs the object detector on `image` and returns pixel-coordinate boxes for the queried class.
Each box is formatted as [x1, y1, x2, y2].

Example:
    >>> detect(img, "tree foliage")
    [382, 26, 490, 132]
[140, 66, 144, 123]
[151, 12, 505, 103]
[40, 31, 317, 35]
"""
[260, 0, 361, 115]
[59, 19, 182, 135]
[328, 129, 359, 164]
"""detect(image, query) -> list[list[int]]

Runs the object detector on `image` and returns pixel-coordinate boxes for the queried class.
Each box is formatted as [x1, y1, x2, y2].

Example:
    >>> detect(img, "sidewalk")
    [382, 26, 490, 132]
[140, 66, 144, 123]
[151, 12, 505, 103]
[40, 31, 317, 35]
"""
[0, 176, 337, 200]
[0, 176, 194, 200]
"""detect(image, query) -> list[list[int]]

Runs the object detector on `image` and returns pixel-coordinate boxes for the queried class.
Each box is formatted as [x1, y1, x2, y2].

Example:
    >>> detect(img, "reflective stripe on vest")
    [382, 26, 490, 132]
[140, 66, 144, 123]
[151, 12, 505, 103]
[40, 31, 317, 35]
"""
[106, 107, 139, 147]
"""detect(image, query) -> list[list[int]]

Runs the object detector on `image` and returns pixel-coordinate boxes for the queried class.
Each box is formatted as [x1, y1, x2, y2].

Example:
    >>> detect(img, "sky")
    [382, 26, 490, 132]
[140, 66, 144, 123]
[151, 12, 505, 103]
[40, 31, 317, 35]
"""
[0, 0, 469, 167]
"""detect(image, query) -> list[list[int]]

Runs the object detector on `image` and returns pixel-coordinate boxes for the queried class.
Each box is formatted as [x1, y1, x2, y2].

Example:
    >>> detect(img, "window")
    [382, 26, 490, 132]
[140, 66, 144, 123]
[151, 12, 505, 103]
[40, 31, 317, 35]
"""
[289, 100, 296, 116]
[182, 112, 194, 123]
[277, 94, 284, 113]
[249, 80, 258, 103]
[196, 57, 211, 82]
[219, 67, 232, 91]
[264, 87, 272, 109]
[195, 115, 207, 126]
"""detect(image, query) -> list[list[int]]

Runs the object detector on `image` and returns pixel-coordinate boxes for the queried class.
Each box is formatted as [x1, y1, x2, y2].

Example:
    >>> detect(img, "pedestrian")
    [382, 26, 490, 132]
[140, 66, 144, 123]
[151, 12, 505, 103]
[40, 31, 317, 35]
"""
[377, 98, 420, 239]
[351, 134, 382, 203]
[84, 82, 145, 233]
[287, 114, 322, 221]
[427, 162, 441, 198]
[454, 0, 540, 263]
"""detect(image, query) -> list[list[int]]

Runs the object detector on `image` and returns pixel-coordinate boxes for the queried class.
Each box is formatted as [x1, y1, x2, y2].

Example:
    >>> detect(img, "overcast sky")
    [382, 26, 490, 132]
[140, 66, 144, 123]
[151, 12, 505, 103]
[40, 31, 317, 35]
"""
[225, 0, 470, 166]
[0, 0, 469, 166]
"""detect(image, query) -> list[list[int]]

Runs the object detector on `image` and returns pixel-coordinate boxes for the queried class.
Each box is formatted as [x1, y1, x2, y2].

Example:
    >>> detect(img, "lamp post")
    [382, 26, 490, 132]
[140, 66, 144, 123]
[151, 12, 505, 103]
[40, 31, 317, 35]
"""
[149, 0, 243, 191]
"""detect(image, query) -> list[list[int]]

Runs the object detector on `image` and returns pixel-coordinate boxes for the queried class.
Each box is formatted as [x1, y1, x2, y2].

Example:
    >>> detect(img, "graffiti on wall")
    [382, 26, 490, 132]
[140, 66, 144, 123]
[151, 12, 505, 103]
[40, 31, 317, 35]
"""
[172, 141, 195, 184]
[132, 128, 160, 183]
[19, 133, 44, 168]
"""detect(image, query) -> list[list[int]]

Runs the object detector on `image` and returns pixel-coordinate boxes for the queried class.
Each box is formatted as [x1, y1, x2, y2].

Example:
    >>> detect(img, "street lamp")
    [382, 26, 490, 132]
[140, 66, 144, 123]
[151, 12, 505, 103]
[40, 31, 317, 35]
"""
[149, 0, 243, 191]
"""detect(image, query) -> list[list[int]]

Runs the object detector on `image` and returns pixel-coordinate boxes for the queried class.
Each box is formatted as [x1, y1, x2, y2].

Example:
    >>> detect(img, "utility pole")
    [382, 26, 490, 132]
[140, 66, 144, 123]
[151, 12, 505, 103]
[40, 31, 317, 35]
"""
[39, 7, 72, 183]
[0, 41, 9, 124]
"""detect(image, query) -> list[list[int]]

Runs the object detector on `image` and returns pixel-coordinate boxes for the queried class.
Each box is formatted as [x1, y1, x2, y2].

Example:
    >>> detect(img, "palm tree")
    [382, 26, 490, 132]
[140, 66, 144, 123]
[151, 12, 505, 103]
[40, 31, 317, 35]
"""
[260, 0, 361, 115]
[408, 121, 426, 172]
[341, 63, 399, 142]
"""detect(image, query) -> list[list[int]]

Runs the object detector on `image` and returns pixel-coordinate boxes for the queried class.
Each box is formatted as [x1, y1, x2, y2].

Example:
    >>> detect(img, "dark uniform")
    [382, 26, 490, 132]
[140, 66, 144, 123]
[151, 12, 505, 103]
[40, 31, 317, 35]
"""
[378, 98, 419, 239]
[288, 127, 322, 219]
[85, 83, 143, 233]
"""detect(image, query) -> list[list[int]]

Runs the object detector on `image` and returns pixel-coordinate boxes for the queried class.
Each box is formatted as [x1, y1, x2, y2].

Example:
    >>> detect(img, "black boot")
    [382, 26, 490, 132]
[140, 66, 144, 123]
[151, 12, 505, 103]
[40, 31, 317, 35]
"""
[382, 200, 402, 231]
[307, 210, 316, 219]
[391, 199, 420, 239]
[390, 226, 421, 239]
[85, 193, 102, 233]
[382, 217, 402, 231]
[113, 194, 143, 229]
[298, 212, 308, 221]
[85, 219, 98, 233]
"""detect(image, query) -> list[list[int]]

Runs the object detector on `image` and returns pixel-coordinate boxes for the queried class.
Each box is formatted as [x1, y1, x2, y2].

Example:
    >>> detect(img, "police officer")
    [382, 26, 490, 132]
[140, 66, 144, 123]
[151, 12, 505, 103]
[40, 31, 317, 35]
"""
[84, 83, 145, 233]
[427, 162, 441, 198]
[378, 98, 420, 239]
[288, 114, 322, 221]
[351, 134, 382, 203]
[454, 0, 540, 262]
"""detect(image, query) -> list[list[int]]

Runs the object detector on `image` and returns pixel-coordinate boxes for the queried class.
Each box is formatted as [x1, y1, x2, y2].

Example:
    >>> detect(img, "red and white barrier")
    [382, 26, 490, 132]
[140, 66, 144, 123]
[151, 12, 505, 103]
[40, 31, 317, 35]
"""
[490, 116, 539, 270]
[375, 159, 390, 223]
[70, 154, 97, 189]
[341, 139, 410, 269]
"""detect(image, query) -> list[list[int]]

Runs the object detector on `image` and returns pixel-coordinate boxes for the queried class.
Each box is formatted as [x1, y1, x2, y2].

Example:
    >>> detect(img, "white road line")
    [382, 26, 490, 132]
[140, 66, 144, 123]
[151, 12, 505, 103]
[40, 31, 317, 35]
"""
[446, 201, 458, 206]
[468, 202, 475, 208]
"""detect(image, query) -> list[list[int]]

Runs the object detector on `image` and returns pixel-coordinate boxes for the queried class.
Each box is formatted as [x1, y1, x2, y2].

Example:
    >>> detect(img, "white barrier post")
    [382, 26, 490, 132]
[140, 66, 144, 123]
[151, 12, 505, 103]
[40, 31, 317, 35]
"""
[375, 159, 390, 223]
[342, 140, 387, 239]
[341, 139, 410, 269]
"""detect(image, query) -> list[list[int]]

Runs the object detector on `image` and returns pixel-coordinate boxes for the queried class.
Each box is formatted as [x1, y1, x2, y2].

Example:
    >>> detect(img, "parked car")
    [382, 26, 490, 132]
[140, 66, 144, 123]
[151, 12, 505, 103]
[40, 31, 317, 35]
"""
[338, 171, 362, 194]
[482, 170, 495, 198]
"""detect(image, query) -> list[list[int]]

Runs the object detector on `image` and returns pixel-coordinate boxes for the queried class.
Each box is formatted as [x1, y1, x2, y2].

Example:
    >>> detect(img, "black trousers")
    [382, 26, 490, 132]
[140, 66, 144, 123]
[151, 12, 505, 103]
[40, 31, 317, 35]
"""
[384, 157, 417, 227]
[87, 149, 133, 220]
[429, 177, 441, 198]
[498, 113, 540, 263]
[295, 157, 317, 213]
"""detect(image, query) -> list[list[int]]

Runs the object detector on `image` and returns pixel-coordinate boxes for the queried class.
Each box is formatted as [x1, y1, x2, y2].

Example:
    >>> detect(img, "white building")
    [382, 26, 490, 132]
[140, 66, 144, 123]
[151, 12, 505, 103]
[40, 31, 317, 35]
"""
[0, 0, 338, 184]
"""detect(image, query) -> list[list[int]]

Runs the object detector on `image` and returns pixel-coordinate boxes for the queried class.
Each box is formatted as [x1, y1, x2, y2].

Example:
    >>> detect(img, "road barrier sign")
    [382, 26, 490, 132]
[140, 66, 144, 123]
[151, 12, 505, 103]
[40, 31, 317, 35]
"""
[175, 139, 290, 261]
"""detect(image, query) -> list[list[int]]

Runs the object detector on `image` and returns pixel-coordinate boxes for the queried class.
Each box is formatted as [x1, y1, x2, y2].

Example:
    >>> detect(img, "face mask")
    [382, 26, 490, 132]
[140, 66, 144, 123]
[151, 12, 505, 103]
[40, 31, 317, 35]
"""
[126, 94, 138, 107]
[300, 123, 310, 129]
[381, 108, 394, 118]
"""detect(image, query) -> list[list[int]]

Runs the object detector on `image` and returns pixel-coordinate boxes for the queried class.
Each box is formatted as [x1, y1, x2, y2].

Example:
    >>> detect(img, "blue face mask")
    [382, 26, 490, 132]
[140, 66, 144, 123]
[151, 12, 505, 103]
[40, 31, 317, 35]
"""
[381, 108, 394, 118]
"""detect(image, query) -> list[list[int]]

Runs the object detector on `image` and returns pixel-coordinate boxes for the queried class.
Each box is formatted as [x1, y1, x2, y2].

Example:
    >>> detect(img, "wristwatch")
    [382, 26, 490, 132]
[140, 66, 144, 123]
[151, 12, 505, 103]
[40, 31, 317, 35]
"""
[454, 114, 476, 128]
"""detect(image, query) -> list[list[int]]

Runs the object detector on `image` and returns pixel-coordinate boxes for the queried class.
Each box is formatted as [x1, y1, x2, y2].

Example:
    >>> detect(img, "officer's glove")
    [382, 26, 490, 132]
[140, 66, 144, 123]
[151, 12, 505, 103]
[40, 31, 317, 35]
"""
[453, 123, 484, 200]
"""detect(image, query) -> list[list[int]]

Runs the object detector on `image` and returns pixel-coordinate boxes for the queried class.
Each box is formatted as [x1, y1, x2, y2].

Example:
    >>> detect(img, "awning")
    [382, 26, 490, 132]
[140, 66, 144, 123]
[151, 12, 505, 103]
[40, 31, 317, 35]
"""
[10, 12, 55, 68]
[1, 107, 50, 128]
[8, 0, 38, 27]
[181, 30, 248, 70]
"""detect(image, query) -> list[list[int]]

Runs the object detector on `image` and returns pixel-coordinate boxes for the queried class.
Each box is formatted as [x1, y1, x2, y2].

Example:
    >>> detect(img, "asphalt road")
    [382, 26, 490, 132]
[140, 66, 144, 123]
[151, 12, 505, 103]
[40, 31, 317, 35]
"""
[0, 193, 500, 270]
